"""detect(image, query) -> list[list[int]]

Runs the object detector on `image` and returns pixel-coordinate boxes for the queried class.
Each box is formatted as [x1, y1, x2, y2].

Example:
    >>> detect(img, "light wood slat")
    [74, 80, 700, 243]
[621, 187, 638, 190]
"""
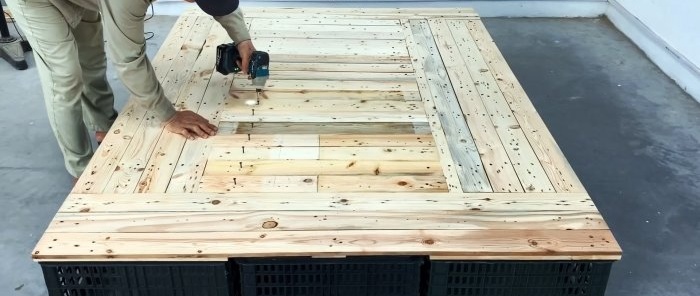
[115, 22, 224, 194]
[320, 134, 435, 147]
[48, 210, 605, 233]
[232, 79, 419, 92]
[210, 146, 320, 160]
[204, 160, 443, 176]
[404, 20, 491, 192]
[253, 23, 402, 33]
[164, 26, 243, 192]
[241, 8, 478, 16]
[268, 54, 411, 64]
[267, 71, 414, 81]
[250, 22, 404, 40]
[212, 134, 320, 147]
[72, 15, 202, 193]
[400, 22, 462, 192]
[60, 193, 599, 213]
[253, 17, 401, 26]
[254, 38, 409, 57]
[251, 31, 403, 40]
[428, 19, 523, 193]
[232, 90, 421, 102]
[319, 147, 439, 161]
[226, 96, 424, 113]
[319, 175, 448, 192]
[220, 113, 426, 123]
[32, 229, 620, 261]
[465, 20, 587, 193]
[270, 62, 414, 73]
[223, 122, 432, 135]
[199, 176, 318, 193]
[211, 134, 435, 148]
[446, 20, 555, 193]
[242, 13, 480, 21]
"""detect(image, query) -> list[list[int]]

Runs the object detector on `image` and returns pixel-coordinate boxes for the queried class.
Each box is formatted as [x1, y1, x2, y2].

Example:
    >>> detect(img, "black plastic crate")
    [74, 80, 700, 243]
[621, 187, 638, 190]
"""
[235, 256, 424, 296]
[428, 261, 613, 296]
[41, 262, 231, 296]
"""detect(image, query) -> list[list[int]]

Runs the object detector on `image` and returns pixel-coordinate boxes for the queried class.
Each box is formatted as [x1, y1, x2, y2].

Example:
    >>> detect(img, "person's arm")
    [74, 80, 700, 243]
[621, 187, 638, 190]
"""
[187, 0, 257, 73]
[99, 0, 216, 139]
[214, 8, 257, 74]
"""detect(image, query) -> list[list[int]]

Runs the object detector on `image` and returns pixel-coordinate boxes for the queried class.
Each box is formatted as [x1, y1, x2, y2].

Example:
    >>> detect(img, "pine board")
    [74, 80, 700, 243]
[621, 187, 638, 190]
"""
[34, 8, 620, 262]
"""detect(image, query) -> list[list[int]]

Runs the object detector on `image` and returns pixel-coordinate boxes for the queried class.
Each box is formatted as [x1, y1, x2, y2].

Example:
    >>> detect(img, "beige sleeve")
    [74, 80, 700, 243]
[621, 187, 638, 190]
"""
[98, 0, 176, 121]
[213, 7, 251, 44]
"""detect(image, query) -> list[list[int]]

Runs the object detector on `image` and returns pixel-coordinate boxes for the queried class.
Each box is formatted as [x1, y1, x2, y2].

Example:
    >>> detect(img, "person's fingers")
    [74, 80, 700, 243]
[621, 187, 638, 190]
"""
[189, 125, 209, 139]
[199, 121, 216, 136]
[180, 128, 195, 140]
[208, 122, 219, 132]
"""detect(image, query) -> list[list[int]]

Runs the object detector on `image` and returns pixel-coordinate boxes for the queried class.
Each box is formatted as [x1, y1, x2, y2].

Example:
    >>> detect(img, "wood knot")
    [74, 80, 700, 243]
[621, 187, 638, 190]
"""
[197, 250, 203, 254]
[211, 200, 221, 205]
[528, 239, 538, 247]
[303, 178, 314, 183]
[262, 221, 278, 229]
[470, 208, 481, 211]
[398, 181, 408, 186]
[106, 249, 113, 254]
[339, 199, 349, 204]
[113, 129, 121, 134]
[259, 234, 267, 239]
[79, 208, 90, 213]
[422, 239, 435, 245]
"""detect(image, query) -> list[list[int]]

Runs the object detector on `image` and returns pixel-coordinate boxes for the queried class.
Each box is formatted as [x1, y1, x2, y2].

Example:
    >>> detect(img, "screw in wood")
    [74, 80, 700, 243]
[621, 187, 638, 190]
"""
[239, 161, 243, 169]
[252, 109, 255, 116]
[242, 146, 245, 154]
[233, 178, 237, 185]
[247, 134, 251, 141]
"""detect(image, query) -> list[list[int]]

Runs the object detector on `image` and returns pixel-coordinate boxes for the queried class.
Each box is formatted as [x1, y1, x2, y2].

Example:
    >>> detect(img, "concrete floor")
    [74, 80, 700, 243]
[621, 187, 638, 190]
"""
[0, 16, 698, 296]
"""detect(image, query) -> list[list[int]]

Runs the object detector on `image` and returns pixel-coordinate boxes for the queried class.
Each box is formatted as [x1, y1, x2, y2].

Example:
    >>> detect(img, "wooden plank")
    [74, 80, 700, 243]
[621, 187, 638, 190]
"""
[232, 90, 422, 102]
[270, 62, 414, 73]
[428, 19, 523, 193]
[204, 160, 443, 176]
[222, 122, 432, 135]
[445, 20, 555, 193]
[267, 71, 414, 81]
[48, 210, 605, 233]
[319, 147, 439, 161]
[227, 97, 423, 113]
[266, 54, 411, 64]
[250, 24, 404, 40]
[32, 229, 621, 261]
[465, 20, 586, 193]
[254, 38, 409, 57]
[212, 134, 320, 147]
[166, 26, 246, 194]
[318, 175, 448, 192]
[240, 8, 478, 17]
[320, 134, 435, 147]
[232, 79, 419, 92]
[199, 176, 318, 193]
[220, 113, 426, 123]
[253, 17, 400, 26]
[404, 20, 491, 192]
[60, 192, 600, 213]
[72, 15, 200, 193]
[210, 146, 320, 160]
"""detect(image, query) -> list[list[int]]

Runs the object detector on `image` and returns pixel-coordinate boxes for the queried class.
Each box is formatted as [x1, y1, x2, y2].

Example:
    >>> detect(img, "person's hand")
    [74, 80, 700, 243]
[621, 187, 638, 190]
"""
[164, 110, 218, 140]
[236, 40, 256, 75]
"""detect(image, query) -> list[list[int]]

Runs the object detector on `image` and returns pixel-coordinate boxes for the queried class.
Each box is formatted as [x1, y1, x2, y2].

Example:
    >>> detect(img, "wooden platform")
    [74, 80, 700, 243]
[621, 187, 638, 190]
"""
[33, 8, 621, 262]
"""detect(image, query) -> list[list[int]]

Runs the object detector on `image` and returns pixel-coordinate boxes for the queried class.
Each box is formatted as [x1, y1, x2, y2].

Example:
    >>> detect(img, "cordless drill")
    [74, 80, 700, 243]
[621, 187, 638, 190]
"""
[215, 43, 269, 104]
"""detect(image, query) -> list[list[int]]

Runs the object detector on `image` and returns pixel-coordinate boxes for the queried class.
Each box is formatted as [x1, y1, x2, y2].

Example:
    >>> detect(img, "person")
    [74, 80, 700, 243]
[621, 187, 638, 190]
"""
[4, 0, 255, 182]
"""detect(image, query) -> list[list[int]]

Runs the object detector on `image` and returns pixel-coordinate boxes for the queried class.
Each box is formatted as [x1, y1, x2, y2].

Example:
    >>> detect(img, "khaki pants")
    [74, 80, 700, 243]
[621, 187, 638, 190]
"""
[5, 0, 117, 177]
